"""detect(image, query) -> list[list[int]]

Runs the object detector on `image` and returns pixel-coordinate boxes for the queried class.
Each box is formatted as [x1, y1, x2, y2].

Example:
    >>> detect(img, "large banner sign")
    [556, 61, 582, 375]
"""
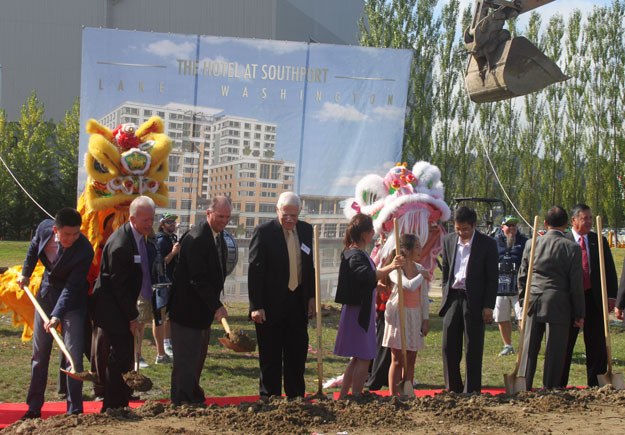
[79, 27, 412, 298]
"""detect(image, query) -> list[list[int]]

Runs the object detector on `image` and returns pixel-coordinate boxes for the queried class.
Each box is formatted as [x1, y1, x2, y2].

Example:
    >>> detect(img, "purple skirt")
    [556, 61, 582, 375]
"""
[333, 290, 377, 360]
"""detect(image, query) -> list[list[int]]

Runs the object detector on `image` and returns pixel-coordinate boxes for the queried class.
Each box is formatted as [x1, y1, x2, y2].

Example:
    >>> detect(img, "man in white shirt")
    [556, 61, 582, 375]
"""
[439, 206, 498, 393]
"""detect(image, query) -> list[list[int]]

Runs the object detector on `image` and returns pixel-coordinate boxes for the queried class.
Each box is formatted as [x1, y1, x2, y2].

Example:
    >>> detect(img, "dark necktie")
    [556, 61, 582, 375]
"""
[579, 236, 591, 290]
[138, 236, 152, 299]
[215, 234, 224, 273]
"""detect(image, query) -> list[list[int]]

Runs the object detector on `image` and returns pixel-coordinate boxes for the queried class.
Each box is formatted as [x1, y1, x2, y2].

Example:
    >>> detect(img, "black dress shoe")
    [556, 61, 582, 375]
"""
[20, 410, 41, 420]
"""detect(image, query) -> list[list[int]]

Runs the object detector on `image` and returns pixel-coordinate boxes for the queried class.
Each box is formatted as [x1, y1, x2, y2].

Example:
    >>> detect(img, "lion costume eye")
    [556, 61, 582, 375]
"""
[93, 160, 108, 174]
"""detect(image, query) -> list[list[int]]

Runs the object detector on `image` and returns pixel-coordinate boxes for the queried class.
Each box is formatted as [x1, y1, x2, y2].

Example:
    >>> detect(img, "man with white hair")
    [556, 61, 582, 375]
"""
[248, 191, 315, 398]
[91, 195, 156, 411]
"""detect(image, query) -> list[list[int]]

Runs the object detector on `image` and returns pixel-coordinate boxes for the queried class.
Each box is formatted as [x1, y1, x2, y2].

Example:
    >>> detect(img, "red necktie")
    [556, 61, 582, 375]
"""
[579, 236, 591, 290]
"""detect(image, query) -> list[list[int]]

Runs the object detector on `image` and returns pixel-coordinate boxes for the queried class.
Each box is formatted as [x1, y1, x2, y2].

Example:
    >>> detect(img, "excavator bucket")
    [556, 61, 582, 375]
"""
[465, 36, 569, 103]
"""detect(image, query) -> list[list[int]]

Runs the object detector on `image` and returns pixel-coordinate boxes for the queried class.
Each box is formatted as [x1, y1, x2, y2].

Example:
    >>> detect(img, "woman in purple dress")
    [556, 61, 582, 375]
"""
[333, 213, 403, 398]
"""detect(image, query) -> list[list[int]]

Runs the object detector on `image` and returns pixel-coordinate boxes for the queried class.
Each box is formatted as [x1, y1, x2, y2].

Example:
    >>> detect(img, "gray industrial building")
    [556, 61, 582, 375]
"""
[0, 0, 364, 121]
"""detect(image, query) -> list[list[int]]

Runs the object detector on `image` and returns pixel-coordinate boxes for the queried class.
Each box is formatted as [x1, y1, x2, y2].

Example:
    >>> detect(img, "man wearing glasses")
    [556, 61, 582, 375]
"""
[492, 215, 527, 356]
[248, 192, 315, 398]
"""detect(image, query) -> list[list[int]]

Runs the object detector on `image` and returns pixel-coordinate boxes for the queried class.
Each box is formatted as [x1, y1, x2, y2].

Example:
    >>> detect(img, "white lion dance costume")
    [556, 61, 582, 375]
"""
[343, 161, 451, 272]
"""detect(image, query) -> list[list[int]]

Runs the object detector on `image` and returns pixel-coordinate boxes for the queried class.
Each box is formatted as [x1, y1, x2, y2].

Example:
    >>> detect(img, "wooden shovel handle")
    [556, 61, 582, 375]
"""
[393, 219, 409, 374]
[513, 216, 540, 377]
[221, 317, 232, 335]
[22, 286, 77, 373]
[313, 225, 323, 394]
[596, 216, 614, 372]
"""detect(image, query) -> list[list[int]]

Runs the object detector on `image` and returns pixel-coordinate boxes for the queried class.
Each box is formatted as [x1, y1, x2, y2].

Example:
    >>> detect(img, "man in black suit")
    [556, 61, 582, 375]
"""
[91, 195, 155, 411]
[17, 208, 94, 419]
[518, 206, 584, 390]
[560, 204, 618, 387]
[248, 192, 315, 398]
[168, 196, 232, 405]
[440, 206, 498, 393]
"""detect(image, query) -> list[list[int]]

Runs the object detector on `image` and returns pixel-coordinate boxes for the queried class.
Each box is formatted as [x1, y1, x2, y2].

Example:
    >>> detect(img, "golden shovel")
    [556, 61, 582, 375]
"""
[596, 216, 625, 389]
[503, 216, 539, 394]
[22, 285, 97, 382]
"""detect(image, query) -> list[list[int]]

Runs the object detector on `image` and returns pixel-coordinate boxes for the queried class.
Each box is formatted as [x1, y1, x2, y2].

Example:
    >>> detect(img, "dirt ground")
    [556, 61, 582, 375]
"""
[3, 386, 625, 435]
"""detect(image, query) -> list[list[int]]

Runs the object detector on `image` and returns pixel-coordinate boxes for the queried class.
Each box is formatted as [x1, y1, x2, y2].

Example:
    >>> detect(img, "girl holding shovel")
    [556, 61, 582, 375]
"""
[382, 234, 430, 396]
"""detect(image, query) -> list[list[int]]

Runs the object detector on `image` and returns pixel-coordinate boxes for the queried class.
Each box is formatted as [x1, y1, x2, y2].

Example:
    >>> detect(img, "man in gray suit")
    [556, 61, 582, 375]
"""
[518, 206, 585, 390]
[440, 206, 499, 393]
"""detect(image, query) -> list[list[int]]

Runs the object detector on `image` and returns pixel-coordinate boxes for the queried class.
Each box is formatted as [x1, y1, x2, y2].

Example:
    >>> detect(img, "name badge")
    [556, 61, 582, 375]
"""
[134, 255, 142, 264]
[300, 243, 311, 255]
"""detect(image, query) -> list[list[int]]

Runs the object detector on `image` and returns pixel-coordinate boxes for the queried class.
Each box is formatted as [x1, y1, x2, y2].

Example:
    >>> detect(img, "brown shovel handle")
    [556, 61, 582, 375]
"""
[221, 317, 231, 335]
[313, 225, 324, 394]
[22, 286, 78, 373]
[393, 219, 409, 375]
[513, 216, 540, 377]
[596, 216, 614, 372]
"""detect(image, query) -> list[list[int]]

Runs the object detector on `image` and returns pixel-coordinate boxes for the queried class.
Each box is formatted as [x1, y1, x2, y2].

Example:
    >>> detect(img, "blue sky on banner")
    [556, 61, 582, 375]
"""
[79, 28, 412, 196]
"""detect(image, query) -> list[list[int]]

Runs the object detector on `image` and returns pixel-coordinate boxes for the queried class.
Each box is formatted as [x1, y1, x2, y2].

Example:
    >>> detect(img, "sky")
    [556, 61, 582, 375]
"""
[456, 0, 613, 28]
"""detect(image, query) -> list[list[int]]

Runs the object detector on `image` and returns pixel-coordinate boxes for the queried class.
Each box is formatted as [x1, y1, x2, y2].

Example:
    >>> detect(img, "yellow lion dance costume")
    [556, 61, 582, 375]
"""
[0, 116, 171, 340]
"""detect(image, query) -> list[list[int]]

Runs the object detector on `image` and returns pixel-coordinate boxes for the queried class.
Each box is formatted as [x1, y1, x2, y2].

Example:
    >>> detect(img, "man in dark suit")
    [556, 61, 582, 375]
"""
[91, 196, 155, 411]
[17, 208, 94, 419]
[615, 261, 625, 322]
[248, 191, 315, 398]
[518, 206, 585, 390]
[168, 196, 232, 405]
[560, 204, 618, 387]
[440, 206, 498, 393]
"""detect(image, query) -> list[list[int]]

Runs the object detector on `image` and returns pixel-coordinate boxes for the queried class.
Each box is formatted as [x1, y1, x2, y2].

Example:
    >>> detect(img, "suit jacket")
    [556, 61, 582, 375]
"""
[168, 220, 226, 329]
[566, 231, 618, 307]
[439, 230, 499, 319]
[22, 219, 94, 319]
[334, 248, 377, 331]
[92, 222, 144, 334]
[248, 219, 315, 323]
[518, 230, 585, 324]
[617, 260, 625, 310]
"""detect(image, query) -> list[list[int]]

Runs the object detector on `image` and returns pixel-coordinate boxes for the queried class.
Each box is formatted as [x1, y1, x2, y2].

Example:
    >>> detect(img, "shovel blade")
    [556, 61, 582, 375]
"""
[218, 336, 252, 353]
[597, 372, 625, 390]
[397, 380, 415, 399]
[503, 373, 527, 395]
[465, 36, 569, 103]
[61, 368, 99, 383]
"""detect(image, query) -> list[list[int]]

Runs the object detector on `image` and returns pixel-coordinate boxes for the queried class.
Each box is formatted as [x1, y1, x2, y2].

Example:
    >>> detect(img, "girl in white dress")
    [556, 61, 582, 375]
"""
[382, 234, 430, 396]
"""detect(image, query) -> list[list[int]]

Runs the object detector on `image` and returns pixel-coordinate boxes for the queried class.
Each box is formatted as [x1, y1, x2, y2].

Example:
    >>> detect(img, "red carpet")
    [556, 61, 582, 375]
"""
[0, 389, 506, 428]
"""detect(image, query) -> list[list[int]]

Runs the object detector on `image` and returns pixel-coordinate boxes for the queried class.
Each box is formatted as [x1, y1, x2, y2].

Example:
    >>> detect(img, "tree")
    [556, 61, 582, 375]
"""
[359, 0, 440, 163]
[54, 98, 81, 207]
[6, 92, 55, 239]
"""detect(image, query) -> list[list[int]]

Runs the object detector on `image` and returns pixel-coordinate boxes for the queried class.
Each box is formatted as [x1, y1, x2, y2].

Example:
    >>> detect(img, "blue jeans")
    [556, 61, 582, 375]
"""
[26, 291, 85, 415]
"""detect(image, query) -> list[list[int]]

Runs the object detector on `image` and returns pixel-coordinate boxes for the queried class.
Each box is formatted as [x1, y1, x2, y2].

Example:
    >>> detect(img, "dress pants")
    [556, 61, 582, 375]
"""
[442, 290, 485, 393]
[27, 291, 85, 415]
[255, 289, 309, 398]
[519, 313, 569, 390]
[170, 320, 211, 405]
[93, 326, 133, 411]
[561, 291, 607, 387]
[90, 325, 110, 398]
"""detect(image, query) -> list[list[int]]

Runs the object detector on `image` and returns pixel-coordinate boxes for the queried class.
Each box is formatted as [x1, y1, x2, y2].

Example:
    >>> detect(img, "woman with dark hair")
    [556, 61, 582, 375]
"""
[333, 213, 403, 398]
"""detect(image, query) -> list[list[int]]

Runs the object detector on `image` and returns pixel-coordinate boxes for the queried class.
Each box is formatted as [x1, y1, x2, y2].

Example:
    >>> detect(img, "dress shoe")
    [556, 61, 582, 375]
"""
[20, 410, 41, 420]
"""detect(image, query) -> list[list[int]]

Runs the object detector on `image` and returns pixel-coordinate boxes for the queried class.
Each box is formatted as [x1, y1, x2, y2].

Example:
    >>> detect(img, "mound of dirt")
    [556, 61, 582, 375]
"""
[4, 387, 625, 435]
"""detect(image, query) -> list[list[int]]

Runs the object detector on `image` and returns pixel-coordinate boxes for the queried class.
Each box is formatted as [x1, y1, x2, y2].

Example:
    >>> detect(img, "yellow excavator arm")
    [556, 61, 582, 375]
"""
[464, 0, 568, 103]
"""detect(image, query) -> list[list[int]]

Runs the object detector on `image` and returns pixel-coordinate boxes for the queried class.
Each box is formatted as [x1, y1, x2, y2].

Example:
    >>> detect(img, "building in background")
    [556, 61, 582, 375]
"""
[0, 0, 364, 121]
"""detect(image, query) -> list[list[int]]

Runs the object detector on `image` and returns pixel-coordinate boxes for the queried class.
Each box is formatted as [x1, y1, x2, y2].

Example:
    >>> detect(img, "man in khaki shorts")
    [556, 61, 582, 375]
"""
[135, 293, 154, 368]
[492, 215, 527, 356]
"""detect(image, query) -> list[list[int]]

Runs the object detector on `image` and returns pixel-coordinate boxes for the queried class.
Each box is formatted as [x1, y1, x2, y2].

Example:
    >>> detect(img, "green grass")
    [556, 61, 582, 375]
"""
[1, 241, 625, 403]
[0, 241, 29, 269]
